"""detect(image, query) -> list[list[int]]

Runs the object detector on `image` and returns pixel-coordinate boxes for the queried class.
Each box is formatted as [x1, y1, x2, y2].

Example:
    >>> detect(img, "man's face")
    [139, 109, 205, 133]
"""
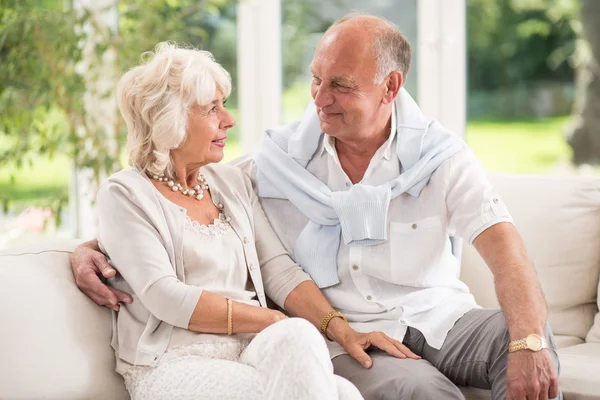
[309, 29, 386, 141]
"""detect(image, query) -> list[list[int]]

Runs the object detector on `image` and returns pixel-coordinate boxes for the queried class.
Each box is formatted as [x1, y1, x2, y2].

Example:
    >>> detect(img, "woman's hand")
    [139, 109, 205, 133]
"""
[230, 303, 288, 333]
[261, 309, 288, 330]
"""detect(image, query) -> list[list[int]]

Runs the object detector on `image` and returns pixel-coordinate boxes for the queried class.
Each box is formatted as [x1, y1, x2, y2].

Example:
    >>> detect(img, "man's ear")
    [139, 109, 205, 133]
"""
[382, 71, 403, 104]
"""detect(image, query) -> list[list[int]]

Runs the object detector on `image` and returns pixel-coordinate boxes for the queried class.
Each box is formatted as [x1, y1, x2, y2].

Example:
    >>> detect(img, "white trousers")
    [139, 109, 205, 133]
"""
[125, 318, 363, 400]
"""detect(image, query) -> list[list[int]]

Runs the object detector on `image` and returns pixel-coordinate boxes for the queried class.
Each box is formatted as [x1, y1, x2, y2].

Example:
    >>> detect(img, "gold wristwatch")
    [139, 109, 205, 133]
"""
[508, 334, 548, 353]
[320, 311, 347, 341]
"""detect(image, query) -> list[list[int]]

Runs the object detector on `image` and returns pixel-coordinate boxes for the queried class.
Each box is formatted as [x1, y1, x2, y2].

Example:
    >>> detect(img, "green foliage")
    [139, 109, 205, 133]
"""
[0, 0, 237, 214]
[467, 0, 578, 91]
[0, 1, 84, 163]
[0, 0, 87, 214]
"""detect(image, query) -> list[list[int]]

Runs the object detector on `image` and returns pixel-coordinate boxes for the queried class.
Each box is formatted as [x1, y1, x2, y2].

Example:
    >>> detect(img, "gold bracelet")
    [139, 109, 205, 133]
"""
[227, 298, 233, 336]
[319, 310, 347, 341]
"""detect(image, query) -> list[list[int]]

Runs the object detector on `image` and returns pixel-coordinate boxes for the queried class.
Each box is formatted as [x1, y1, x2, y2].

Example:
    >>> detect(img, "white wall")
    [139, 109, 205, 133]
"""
[417, 0, 466, 137]
[237, 0, 282, 154]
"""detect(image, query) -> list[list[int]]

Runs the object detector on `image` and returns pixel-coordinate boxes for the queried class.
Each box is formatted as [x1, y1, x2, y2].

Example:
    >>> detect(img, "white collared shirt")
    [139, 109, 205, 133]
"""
[236, 106, 512, 358]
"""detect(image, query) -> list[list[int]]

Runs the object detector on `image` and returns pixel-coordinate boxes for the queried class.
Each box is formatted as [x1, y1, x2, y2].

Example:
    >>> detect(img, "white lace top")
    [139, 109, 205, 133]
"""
[167, 214, 259, 350]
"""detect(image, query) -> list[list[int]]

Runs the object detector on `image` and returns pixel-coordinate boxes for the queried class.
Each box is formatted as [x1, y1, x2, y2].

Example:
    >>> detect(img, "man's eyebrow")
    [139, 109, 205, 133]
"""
[309, 68, 356, 86]
[331, 76, 356, 86]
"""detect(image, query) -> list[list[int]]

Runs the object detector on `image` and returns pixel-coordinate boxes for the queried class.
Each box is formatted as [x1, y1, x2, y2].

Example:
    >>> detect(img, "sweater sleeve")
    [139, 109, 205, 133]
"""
[97, 181, 202, 329]
[241, 172, 312, 308]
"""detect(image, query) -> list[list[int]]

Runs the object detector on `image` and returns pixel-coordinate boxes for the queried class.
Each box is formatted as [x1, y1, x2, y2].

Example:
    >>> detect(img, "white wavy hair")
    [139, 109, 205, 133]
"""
[117, 42, 232, 177]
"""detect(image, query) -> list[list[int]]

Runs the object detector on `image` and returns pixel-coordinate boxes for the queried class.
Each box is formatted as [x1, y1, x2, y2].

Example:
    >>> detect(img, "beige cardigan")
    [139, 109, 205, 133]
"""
[97, 163, 311, 367]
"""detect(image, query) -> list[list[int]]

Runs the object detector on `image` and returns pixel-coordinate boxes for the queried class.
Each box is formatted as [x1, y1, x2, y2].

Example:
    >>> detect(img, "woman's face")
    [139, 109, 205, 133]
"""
[172, 91, 235, 167]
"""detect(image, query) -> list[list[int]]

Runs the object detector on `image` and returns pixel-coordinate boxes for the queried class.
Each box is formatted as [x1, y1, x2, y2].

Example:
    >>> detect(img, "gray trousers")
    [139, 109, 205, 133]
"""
[332, 309, 561, 400]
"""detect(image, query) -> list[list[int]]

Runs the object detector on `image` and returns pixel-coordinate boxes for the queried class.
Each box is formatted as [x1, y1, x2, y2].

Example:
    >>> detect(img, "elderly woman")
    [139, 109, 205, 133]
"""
[94, 42, 368, 400]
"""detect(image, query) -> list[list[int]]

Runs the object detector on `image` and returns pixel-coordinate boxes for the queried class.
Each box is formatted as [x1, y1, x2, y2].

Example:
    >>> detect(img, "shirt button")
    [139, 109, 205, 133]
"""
[352, 265, 359, 271]
[412, 224, 417, 229]
[346, 182, 352, 187]
[243, 237, 249, 244]
[400, 319, 407, 324]
[225, 216, 231, 222]
[249, 264, 255, 270]
[493, 197, 499, 204]
[218, 203, 224, 209]
[366, 295, 373, 301]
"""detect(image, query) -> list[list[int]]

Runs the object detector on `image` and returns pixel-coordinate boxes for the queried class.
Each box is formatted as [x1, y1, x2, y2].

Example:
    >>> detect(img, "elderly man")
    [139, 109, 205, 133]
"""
[72, 13, 560, 400]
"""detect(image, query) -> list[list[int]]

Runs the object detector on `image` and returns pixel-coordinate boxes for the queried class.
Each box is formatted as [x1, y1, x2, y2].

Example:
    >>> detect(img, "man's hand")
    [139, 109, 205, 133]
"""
[328, 318, 420, 368]
[71, 240, 133, 311]
[506, 350, 559, 400]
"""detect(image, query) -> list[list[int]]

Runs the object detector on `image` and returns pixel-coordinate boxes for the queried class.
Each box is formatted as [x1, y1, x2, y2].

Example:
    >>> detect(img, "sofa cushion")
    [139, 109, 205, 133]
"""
[554, 335, 586, 349]
[0, 239, 128, 400]
[588, 275, 600, 342]
[460, 173, 600, 341]
[557, 343, 600, 400]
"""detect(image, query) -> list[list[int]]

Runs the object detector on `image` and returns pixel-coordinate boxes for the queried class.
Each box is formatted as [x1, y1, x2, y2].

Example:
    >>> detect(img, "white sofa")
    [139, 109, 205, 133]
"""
[1, 172, 599, 400]
[459, 173, 600, 400]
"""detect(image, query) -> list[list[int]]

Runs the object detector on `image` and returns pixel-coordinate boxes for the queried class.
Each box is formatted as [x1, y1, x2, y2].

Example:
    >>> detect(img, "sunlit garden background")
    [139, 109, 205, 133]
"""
[1, 0, 599, 247]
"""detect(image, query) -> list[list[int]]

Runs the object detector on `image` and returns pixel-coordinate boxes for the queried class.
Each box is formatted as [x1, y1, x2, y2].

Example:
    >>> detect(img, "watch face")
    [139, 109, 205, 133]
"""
[526, 335, 543, 351]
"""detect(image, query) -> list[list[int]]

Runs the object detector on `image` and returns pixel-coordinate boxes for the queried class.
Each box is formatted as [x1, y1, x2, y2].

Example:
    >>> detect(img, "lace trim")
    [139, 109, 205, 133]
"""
[121, 339, 252, 392]
[184, 214, 230, 238]
[165, 340, 251, 362]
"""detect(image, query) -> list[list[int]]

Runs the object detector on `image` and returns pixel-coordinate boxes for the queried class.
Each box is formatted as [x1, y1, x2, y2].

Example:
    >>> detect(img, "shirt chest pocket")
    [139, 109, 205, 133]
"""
[389, 216, 445, 285]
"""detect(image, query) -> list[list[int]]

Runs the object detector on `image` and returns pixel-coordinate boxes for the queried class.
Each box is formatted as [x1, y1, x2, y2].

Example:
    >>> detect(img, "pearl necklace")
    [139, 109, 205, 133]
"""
[151, 173, 209, 200]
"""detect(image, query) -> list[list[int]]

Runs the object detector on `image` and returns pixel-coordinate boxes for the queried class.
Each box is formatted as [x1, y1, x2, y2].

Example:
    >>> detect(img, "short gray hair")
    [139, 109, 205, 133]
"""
[331, 13, 412, 84]
[117, 42, 231, 177]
